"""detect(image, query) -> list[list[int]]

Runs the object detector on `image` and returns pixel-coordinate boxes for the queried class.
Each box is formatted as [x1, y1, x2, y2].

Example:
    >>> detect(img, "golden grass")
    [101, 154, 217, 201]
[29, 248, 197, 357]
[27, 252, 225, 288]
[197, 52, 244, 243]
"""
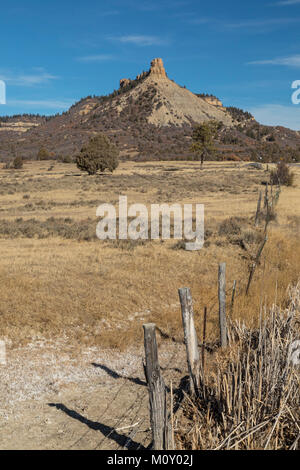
[0, 161, 299, 350]
[176, 287, 300, 450]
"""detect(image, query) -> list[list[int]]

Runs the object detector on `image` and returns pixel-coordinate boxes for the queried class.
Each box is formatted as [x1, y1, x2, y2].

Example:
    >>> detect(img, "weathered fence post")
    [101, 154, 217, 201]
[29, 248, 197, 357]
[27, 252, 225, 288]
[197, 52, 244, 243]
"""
[246, 236, 268, 296]
[255, 191, 262, 227]
[264, 182, 269, 209]
[230, 280, 237, 316]
[178, 288, 200, 395]
[143, 323, 170, 450]
[0, 341, 6, 365]
[202, 306, 207, 373]
[218, 263, 227, 348]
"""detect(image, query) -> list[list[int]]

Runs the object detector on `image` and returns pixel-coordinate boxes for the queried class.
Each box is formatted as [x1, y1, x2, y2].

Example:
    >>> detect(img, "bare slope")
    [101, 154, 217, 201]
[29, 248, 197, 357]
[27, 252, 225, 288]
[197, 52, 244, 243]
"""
[0, 58, 300, 161]
[105, 58, 233, 128]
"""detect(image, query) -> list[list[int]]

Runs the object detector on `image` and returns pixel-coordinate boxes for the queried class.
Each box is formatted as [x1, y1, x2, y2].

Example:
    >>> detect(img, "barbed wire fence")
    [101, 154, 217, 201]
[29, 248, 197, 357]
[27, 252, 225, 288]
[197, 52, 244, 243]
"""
[63, 183, 291, 450]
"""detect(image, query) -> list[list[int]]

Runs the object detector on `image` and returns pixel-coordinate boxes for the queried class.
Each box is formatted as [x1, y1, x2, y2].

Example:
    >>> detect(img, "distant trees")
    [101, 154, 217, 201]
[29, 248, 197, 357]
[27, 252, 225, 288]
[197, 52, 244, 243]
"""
[191, 120, 222, 167]
[76, 134, 119, 175]
[226, 106, 253, 123]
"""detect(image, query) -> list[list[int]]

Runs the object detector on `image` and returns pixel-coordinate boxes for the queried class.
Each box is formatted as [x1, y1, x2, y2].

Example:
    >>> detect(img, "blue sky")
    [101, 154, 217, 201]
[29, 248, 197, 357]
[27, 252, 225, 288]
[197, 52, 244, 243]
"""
[1, 0, 300, 129]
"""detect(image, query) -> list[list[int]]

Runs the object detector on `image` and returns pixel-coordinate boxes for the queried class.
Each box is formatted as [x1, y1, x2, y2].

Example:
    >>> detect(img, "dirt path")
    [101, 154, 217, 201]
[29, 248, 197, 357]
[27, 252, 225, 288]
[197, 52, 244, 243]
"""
[0, 339, 187, 450]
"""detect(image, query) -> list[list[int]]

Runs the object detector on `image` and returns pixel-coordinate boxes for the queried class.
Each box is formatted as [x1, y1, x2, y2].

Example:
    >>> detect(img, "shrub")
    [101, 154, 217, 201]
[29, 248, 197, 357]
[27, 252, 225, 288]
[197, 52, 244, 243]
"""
[226, 153, 241, 162]
[60, 155, 73, 164]
[37, 147, 51, 161]
[218, 217, 243, 236]
[270, 161, 294, 187]
[76, 134, 119, 175]
[12, 156, 23, 169]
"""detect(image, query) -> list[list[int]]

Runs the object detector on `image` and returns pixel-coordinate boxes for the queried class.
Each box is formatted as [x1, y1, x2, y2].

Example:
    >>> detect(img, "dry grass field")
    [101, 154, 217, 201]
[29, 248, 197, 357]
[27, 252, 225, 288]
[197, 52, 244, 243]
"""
[0, 160, 299, 351]
[0, 159, 299, 450]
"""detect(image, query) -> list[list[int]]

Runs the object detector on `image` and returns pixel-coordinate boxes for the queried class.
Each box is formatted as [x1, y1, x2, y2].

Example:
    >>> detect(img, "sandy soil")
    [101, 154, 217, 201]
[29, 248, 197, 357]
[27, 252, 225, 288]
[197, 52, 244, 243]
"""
[0, 339, 187, 450]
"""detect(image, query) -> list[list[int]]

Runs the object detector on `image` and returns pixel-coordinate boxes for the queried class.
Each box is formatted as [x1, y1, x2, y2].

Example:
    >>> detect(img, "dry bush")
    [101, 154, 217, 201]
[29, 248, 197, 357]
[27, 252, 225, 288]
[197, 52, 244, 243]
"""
[176, 284, 300, 450]
[270, 161, 294, 187]
[0, 217, 97, 241]
[218, 217, 243, 236]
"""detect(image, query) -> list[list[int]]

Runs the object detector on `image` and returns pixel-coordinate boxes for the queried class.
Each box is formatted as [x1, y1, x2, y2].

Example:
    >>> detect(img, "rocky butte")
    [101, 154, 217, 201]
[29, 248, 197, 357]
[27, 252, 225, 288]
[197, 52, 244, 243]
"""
[148, 58, 167, 79]
[4, 56, 298, 162]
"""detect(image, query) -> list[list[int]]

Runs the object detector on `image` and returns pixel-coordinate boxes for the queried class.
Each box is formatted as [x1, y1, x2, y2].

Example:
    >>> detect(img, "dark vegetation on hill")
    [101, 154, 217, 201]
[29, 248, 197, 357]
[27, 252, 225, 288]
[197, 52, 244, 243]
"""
[1, 60, 300, 163]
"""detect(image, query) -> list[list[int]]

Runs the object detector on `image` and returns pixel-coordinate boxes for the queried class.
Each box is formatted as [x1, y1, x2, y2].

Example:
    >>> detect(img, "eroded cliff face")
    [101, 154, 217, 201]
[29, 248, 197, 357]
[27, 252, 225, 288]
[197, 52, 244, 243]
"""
[148, 58, 167, 79]
[114, 58, 233, 128]
[119, 58, 167, 88]
[202, 96, 224, 108]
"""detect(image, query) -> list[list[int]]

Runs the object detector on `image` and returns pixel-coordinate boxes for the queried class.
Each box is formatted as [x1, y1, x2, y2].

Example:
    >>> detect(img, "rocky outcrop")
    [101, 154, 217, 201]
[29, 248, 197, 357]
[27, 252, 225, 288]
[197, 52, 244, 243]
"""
[120, 78, 131, 89]
[119, 60, 166, 90]
[149, 58, 167, 79]
[202, 96, 224, 108]
[136, 71, 149, 81]
[196, 94, 224, 108]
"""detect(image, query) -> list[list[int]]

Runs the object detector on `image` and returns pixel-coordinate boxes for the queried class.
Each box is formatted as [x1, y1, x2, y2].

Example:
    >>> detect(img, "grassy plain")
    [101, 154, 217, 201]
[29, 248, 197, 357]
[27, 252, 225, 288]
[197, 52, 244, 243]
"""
[0, 160, 299, 351]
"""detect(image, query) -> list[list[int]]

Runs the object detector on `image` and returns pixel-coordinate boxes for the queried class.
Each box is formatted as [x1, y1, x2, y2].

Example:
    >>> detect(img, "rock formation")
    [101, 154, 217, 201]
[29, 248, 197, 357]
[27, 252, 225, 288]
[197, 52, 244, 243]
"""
[120, 78, 131, 89]
[149, 58, 167, 79]
[202, 96, 224, 108]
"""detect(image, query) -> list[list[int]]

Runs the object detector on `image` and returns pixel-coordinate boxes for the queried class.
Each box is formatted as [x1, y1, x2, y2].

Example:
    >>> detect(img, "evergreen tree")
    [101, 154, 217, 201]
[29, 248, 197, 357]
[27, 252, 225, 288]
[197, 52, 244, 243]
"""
[191, 120, 222, 167]
[76, 134, 119, 175]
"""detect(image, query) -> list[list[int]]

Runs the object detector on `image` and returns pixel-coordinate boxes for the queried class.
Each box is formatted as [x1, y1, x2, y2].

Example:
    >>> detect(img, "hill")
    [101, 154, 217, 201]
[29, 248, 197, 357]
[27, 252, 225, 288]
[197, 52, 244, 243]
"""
[0, 58, 300, 162]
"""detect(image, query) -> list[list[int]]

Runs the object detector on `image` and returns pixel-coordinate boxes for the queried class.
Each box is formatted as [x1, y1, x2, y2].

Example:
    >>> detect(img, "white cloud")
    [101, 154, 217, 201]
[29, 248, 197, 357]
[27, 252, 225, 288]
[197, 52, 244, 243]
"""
[0, 69, 59, 86]
[274, 0, 300, 5]
[184, 16, 300, 32]
[225, 17, 300, 29]
[248, 55, 300, 67]
[109, 35, 170, 46]
[8, 99, 73, 109]
[76, 54, 114, 62]
[249, 104, 300, 130]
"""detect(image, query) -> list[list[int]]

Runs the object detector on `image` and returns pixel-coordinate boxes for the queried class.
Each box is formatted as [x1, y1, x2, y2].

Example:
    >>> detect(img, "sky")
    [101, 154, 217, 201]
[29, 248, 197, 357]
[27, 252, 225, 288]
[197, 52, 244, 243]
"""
[0, 0, 300, 129]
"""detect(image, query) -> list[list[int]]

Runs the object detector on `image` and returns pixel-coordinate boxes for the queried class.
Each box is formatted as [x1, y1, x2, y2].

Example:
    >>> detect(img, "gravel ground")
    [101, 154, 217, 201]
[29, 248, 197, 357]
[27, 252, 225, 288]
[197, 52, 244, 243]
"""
[0, 338, 187, 449]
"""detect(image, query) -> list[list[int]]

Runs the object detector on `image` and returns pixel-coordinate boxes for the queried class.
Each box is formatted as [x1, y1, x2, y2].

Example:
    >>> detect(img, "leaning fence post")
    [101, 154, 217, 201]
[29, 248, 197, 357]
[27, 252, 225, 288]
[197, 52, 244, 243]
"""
[143, 323, 170, 450]
[264, 183, 269, 209]
[178, 288, 200, 395]
[246, 236, 268, 296]
[218, 263, 227, 348]
[202, 306, 207, 373]
[230, 280, 237, 317]
[255, 191, 262, 227]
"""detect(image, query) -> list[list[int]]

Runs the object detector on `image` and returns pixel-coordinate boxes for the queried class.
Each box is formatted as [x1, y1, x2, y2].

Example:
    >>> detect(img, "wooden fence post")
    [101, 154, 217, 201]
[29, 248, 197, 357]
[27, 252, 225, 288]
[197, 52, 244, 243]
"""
[230, 280, 237, 316]
[178, 288, 200, 395]
[143, 323, 170, 450]
[264, 183, 269, 209]
[218, 263, 227, 348]
[255, 191, 262, 227]
[202, 306, 207, 373]
[246, 236, 268, 296]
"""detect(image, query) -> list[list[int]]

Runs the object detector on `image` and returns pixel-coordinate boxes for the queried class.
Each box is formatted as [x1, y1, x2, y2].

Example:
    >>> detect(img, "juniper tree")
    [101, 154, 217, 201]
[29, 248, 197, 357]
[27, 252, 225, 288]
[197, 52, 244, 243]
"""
[76, 134, 119, 175]
[191, 120, 222, 168]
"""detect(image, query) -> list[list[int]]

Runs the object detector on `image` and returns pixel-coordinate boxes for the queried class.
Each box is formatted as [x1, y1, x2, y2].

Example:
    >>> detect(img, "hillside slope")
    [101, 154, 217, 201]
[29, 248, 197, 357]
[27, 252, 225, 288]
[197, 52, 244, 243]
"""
[0, 58, 300, 162]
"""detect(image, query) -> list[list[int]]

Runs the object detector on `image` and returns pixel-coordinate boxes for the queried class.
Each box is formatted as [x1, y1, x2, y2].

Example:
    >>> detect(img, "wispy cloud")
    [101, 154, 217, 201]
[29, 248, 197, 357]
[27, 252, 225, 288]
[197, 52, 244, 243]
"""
[8, 99, 73, 109]
[273, 0, 300, 5]
[100, 10, 120, 16]
[0, 69, 59, 86]
[248, 55, 300, 67]
[249, 104, 300, 130]
[127, 0, 190, 12]
[224, 17, 300, 29]
[76, 54, 114, 63]
[182, 15, 300, 32]
[109, 34, 170, 46]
